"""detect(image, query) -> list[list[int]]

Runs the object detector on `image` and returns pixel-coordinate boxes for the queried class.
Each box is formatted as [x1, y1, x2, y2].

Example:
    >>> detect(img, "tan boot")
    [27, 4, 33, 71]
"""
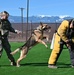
[48, 64, 57, 69]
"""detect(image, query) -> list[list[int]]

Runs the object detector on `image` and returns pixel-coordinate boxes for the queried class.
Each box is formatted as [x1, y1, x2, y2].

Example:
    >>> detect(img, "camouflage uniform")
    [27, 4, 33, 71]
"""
[0, 11, 17, 65]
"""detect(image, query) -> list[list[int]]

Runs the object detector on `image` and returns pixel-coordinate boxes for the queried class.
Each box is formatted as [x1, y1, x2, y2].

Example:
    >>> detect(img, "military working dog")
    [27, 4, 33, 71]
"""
[11, 22, 51, 67]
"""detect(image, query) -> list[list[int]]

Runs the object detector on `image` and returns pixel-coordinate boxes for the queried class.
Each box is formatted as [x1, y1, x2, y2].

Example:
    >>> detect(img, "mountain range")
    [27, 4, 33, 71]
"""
[8, 15, 74, 23]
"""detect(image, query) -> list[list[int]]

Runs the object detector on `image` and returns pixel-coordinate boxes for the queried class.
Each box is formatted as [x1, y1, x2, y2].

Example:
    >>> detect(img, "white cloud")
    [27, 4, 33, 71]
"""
[38, 15, 51, 17]
[59, 15, 70, 19]
[35, 15, 70, 18]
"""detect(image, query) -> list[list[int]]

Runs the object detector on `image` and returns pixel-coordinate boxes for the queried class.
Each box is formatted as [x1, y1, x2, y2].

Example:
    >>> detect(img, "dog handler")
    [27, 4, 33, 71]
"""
[0, 11, 20, 66]
[48, 19, 74, 68]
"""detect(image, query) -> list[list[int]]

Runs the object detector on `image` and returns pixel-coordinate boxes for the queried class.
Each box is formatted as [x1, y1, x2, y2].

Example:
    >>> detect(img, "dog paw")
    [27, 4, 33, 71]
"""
[46, 46, 48, 49]
[45, 45, 48, 49]
[10, 52, 14, 55]
[17, 64, 20, 67]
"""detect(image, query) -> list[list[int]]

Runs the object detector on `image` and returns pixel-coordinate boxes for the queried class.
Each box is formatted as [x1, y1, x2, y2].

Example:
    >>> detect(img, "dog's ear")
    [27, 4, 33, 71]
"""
[40, 22, 43, 26]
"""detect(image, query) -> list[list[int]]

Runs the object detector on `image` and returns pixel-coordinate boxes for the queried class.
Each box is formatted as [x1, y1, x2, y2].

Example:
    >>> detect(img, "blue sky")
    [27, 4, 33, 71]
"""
[0, 0, 74, 17]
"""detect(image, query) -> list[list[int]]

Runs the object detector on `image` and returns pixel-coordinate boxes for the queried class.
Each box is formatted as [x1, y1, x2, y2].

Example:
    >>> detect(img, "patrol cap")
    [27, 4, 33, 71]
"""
[0, 11, 9, 17]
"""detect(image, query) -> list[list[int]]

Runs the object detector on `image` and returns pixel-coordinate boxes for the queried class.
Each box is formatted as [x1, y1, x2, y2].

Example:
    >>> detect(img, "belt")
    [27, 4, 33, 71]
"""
[57, 32, 60, 36]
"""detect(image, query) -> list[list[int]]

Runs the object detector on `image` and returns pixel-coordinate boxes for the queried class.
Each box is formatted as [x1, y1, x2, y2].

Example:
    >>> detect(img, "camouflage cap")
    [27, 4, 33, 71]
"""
[0, 11, 9, 17]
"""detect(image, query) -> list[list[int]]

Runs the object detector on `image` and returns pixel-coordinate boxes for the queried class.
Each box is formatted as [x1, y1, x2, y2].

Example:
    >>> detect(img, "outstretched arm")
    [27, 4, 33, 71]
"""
[7, 20, 21, 34]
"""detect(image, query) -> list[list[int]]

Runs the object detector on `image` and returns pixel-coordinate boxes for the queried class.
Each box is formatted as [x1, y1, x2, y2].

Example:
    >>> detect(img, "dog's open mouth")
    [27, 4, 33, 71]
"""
[43, 26, 51, 31]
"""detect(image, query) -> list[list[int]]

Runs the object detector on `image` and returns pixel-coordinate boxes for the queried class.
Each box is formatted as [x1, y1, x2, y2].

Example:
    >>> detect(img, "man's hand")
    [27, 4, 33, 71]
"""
[15, 30, 22, 34]
[66, 40, 70, 43]
[66, 43, 71, 48]
[66, 39, 72, 43]
[66, 39, 71, 49]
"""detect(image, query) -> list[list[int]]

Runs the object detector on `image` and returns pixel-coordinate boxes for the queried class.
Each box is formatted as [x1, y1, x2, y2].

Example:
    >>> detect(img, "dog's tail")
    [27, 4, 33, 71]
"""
[11, 36, 32, 55]
[10, 48, 20, 55]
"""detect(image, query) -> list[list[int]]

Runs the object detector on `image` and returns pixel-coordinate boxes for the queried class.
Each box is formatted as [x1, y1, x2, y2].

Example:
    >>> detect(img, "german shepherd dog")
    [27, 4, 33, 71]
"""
[11, 22, 51, 67]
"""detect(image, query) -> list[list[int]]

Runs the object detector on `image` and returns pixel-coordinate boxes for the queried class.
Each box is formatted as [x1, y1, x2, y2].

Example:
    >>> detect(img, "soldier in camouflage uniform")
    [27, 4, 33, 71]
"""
[0, 11, 20, 66]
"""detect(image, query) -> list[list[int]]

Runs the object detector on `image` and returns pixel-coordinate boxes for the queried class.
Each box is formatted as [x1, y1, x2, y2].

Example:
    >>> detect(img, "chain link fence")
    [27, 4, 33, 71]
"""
[8, 23, 60, 42]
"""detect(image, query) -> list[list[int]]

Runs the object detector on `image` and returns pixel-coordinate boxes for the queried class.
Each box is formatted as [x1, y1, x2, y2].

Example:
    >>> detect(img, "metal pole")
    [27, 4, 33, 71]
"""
[31, 20, 33, 35]
[55, 20, 57, 30]
[19, 8, 25, 38]
[26, 0, 29, 41]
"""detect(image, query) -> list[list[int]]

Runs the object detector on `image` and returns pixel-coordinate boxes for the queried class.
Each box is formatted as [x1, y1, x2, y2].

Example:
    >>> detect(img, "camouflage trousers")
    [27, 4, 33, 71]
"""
[0, 38, 3, 57]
